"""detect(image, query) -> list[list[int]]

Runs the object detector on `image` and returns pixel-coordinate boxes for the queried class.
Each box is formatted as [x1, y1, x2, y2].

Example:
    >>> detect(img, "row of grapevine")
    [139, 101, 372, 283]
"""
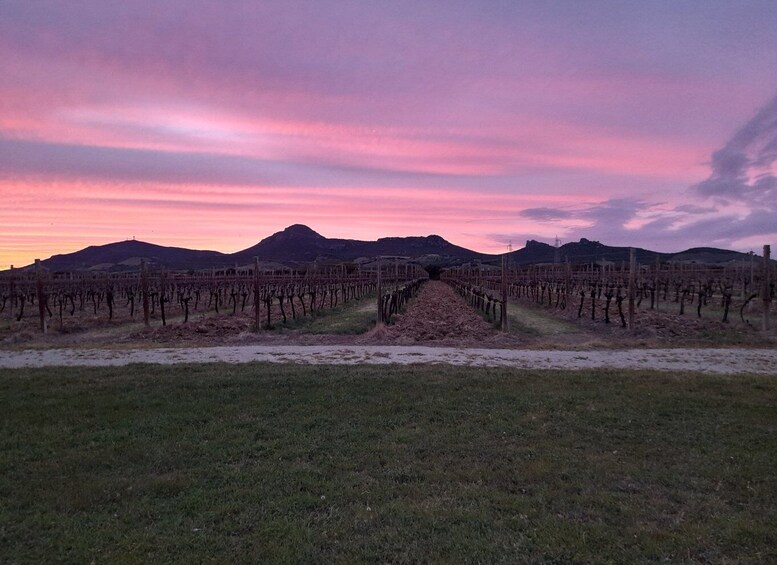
[0, 258, 426, 333]
[446, 279, 507, 326]
[443, 246, 774, 332]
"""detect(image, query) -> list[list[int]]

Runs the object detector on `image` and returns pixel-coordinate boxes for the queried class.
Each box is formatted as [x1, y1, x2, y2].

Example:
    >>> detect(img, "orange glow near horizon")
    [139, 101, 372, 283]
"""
[0, 176, 607, 267]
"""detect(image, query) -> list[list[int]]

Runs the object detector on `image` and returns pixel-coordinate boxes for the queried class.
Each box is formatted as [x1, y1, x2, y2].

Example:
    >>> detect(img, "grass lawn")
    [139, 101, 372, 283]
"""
[505, 301, 583, 338]
[1, 364, 775, 563]
[278, 295, 377, 335]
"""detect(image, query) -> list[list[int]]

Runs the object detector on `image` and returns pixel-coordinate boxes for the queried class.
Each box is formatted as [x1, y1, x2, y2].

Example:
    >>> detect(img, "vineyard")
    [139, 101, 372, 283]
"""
[1, 246, 775, 346]
[443, 245, 775, 340]
[0, 259, 425, 339]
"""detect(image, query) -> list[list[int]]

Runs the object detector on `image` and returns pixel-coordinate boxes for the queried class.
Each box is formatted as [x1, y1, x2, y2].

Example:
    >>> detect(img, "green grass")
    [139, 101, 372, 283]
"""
[1, 364, 775, 563]
[278, 295, 377, 335]
[506, 301, 583, 337]
[476, 300, 581, 337]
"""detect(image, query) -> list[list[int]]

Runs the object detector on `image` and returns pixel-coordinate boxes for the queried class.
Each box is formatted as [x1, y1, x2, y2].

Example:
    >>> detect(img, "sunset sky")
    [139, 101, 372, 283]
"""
[2, 1, 777, 268]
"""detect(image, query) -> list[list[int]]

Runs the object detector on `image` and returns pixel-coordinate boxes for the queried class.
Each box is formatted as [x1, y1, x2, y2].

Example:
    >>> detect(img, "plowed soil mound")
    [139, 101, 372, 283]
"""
[359, 281, 519, 347]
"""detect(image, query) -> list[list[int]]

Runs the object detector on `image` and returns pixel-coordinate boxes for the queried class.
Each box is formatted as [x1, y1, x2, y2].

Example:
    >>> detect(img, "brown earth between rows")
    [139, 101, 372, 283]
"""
[358, 281, 520, 347]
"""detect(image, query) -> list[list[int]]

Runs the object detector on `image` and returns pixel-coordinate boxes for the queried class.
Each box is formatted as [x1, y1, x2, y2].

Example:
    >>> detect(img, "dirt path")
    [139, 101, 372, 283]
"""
[380, 280, 497, 342]
[360, 281, 518, 346]
[1, 345, 775, 374]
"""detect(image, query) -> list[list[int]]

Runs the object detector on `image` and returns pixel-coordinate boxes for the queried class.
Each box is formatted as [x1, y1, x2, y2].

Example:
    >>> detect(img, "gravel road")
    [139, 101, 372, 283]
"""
[1, 346, 775, 374]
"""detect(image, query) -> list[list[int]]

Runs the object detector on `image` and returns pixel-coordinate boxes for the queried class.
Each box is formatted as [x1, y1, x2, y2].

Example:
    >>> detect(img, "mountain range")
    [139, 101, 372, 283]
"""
[13, 224, 758, 273]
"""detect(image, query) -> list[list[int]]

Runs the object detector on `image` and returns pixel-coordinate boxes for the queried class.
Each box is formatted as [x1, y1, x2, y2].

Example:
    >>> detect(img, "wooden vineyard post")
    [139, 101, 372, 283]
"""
[750, 252, 755, 295]
[599, 258, 604, 287]
[159, 269, 167, 326]
[628, 248, 636, 330]
[7, 265, 14, 325]
[763, 245, 771, 332]
[376, 258, 383, 326]
[655, 255, 660, 312]
[35, 259, 46, 334]
[254, 257, 261, 332]
[141, 258, 150, 327]
[501, 254, 508, 331]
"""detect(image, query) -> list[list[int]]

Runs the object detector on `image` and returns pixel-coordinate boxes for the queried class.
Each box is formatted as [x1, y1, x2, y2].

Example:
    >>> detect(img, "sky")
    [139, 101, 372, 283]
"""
[1, 0, 777, 268]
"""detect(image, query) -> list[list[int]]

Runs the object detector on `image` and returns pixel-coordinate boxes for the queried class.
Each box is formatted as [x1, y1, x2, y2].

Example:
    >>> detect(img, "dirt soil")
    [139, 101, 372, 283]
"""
[358, 281, 520, 347]
[519, 291, 776, 348]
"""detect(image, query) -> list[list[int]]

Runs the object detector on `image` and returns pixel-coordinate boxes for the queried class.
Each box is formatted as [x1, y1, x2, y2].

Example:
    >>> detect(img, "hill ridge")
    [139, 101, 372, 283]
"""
[10, 224, 760, 272]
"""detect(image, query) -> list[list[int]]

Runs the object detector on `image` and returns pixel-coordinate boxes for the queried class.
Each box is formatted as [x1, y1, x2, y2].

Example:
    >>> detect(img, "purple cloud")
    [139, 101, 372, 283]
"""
[519, 208, 573, 221]
[507, 95, 777, 251]
[673, 204, 716, 214]
[694, 94, 777, 211]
